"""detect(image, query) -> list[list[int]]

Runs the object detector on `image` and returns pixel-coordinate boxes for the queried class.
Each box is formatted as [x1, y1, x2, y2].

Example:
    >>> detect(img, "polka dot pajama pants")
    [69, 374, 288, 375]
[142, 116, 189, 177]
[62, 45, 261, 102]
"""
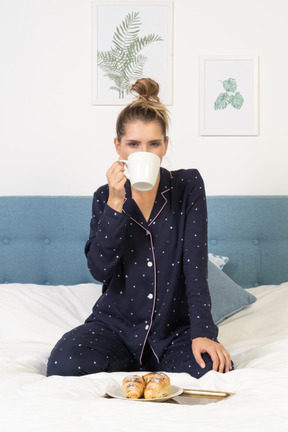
[46, 323, 213, 378]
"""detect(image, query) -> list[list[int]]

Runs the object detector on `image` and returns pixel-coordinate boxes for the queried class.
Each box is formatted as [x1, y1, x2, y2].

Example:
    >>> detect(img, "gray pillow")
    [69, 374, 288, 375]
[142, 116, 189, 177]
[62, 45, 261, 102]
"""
[208, 261, 257, 324]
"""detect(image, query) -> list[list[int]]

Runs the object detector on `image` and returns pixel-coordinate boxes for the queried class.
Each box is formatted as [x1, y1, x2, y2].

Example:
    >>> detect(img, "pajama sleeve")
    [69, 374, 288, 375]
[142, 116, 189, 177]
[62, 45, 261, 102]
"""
[182, 171, 218, 341]
[84, 186, 129, 284]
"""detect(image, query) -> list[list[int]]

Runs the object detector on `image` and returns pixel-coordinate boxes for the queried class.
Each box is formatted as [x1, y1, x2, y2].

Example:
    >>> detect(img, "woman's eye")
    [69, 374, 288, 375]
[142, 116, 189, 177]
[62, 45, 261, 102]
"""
[128, 142, 139, 147]
[150, 142, 160, 147]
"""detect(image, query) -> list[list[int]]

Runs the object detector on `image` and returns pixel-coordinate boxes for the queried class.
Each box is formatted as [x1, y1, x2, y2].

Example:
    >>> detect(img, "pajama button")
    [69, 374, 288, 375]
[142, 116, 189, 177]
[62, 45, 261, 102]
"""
[145, 325, 149, 330]
[147, 293, 153, 299]
[147, 261, 153, 267]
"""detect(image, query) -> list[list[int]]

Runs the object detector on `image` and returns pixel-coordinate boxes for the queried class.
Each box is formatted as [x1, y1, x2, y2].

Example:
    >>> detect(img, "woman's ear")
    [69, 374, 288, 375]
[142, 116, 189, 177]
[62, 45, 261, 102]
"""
[163, 136, 169, 156]
[114, 137, 121, 156]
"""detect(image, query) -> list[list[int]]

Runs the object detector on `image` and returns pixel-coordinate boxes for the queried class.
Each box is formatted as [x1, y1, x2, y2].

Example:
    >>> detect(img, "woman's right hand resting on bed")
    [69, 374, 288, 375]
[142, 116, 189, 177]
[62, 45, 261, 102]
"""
[106, 160, 127, 213]
[192, 337, 232, 373]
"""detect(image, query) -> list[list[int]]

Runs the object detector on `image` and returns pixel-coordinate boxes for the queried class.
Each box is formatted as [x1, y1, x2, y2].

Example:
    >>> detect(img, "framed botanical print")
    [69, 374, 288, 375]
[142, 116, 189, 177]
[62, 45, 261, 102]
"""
[92, 1, 173, 105]
[200, 56, 259, 136]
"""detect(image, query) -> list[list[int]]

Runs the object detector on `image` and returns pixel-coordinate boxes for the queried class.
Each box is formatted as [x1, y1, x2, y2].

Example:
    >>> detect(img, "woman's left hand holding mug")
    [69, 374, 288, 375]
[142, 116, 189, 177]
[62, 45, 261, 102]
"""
[106, 159, 127, 213]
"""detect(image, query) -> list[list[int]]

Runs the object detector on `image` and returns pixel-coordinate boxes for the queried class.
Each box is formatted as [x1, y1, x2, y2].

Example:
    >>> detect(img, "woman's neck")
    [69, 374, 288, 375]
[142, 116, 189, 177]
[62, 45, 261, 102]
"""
[131, 173, 160, 221]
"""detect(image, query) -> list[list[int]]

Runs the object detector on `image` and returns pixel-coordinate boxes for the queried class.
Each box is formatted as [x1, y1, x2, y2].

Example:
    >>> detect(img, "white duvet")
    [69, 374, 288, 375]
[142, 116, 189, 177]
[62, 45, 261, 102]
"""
[0, 282, 288, 432]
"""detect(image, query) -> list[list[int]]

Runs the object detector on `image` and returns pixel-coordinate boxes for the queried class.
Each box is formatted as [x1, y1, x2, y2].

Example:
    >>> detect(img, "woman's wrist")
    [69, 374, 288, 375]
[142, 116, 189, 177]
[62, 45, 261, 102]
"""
[107, 196, 124, 213]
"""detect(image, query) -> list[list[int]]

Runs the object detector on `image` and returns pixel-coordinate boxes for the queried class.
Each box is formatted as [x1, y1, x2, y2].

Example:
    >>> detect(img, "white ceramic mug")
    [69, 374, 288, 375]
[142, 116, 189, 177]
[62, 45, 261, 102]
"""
[120, 152, 161, 191]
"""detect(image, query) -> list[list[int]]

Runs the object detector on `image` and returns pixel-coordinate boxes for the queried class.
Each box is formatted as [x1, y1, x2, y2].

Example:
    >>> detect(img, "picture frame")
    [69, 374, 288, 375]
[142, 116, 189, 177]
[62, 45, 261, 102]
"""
[199, 56, 259, 136]
[92, 1, 173, 105]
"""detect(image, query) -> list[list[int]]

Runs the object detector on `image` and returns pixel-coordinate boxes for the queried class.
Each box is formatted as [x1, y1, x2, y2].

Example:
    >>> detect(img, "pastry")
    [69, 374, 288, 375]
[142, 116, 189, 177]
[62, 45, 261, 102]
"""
[122, 372, 171, 399]
[143, 372, 171, 399]
[122, 374, 145, 399]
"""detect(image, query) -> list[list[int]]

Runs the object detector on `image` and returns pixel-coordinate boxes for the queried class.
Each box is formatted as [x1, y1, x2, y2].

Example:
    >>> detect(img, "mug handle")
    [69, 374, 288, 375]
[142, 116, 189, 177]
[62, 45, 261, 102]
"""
[119, 160, 130, 179]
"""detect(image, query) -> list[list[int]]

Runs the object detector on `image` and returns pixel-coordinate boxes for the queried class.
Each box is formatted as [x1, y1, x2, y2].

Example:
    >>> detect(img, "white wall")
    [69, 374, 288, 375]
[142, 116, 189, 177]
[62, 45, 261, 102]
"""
[1, 0, 287, 196]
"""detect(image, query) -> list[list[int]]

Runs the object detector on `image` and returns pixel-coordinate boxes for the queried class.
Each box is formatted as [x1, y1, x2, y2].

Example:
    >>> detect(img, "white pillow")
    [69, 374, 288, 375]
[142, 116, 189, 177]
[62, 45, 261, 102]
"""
[0, 283, 102, 344]
[208, 253, 229, 270]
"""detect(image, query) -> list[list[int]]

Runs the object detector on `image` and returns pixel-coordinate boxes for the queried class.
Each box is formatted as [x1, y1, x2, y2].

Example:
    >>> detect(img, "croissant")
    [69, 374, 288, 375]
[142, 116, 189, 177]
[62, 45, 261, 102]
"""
[143, 372, 171, 399]
[122, 375, 145, 399]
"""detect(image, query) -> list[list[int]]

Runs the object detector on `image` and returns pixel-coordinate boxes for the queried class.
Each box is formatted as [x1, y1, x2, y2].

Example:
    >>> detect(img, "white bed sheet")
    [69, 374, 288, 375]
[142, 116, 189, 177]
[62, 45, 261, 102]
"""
[1, 282, 288, 432]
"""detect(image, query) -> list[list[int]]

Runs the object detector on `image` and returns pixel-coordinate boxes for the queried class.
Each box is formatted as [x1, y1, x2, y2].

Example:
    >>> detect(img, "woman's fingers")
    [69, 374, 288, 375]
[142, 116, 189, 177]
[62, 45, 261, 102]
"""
[107, 162, 126, 188]
[192, 338, 232, 373]
[106, 161, 127, 212]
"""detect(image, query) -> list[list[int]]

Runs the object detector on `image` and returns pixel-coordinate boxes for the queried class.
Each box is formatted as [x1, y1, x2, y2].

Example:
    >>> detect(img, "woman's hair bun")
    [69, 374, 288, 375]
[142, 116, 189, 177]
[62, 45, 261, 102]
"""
[116, 77, 169, 140]
[131, 78, 160, 103]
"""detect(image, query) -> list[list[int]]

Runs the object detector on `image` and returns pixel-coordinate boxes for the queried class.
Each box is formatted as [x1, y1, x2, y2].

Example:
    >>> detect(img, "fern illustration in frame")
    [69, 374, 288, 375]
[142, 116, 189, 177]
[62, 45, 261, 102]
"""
[92, 1, 173, 105]
[199, 56, 259, 136]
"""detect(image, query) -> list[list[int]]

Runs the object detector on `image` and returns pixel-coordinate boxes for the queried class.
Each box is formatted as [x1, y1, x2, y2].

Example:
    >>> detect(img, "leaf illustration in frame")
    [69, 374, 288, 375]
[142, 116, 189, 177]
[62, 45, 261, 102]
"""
[230, 92, 244, 109]
[200, 55, 259, 135]
[214, 93, 231, 110]
[97, 11, 163, 99]
[223, 78, 237, 92]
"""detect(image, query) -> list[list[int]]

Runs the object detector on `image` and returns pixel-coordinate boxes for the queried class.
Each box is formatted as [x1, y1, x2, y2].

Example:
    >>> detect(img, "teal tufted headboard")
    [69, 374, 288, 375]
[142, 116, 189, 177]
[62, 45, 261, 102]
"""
[0, 197, 94, 286]
[0, 196, 288, 288]
[207, 196, 288, 287]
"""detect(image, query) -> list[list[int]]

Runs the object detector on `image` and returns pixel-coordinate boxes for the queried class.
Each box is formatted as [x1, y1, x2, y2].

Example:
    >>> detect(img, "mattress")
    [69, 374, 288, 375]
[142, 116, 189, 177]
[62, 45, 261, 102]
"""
[1, 282, 288, 431]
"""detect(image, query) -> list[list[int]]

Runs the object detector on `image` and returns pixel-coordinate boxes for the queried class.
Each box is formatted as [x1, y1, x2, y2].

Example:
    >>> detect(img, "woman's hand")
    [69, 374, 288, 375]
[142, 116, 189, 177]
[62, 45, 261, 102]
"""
[192, 337, 232, 373]
[106, 161, 127, 213]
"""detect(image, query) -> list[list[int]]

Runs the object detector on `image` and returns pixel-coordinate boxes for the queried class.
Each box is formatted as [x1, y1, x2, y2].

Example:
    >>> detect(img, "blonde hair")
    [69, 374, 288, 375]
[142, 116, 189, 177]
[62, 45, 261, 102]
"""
[116, 78, 170, 140]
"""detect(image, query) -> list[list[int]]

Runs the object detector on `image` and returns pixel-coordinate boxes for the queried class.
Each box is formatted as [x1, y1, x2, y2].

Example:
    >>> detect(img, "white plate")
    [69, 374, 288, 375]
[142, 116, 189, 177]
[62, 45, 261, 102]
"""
[107, 385, 183, 402]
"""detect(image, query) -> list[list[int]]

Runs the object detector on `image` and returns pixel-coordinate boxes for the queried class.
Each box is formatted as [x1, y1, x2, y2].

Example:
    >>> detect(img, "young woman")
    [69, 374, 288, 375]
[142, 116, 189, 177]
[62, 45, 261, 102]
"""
[47, 78, 232, 377]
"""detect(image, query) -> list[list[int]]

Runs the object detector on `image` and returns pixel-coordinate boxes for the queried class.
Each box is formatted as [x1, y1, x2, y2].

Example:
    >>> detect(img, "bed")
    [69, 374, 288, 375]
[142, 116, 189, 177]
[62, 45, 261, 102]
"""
[1, 195, 288, 431]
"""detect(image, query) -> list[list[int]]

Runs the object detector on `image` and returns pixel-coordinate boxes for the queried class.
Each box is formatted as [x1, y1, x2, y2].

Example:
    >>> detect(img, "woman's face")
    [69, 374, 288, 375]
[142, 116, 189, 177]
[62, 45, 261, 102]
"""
[114, 120, 168, 162]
